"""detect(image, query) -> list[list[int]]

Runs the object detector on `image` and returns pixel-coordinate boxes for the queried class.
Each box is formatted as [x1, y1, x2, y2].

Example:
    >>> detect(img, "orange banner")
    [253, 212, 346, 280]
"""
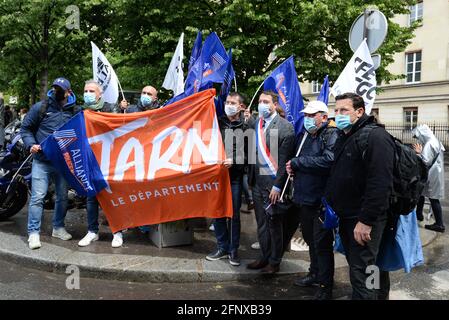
[84, 89, 233, 233]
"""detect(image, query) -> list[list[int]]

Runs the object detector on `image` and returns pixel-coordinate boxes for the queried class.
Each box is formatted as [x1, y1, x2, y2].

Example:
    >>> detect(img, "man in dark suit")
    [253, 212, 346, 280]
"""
[246, 91, 296, 274]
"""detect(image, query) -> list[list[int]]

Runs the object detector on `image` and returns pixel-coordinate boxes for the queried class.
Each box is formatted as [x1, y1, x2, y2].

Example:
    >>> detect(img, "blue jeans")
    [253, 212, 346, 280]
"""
[86, 196, 100, 233]
[213, 180, 242, 254]
[28, 159, 68, 235]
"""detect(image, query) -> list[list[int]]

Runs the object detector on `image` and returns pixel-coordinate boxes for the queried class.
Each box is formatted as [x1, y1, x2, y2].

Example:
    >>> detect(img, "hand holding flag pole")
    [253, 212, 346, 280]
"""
[279, 132, 308, 202]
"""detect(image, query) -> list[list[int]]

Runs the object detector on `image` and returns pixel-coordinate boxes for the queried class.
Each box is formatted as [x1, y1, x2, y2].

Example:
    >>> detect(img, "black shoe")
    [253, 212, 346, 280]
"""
[260, 264, 280, 274]
[247, 260, 268, 270]
[229, 252, 241, 266]
[206, 249, 229, 261]
[313, 285, 333, 300]
[294, 273, 318, 287]
[425, 223, 445, 233]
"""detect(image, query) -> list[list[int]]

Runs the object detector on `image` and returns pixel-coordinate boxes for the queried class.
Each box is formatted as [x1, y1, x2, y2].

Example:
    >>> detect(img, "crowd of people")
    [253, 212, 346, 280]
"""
[3, 76, 446, 300]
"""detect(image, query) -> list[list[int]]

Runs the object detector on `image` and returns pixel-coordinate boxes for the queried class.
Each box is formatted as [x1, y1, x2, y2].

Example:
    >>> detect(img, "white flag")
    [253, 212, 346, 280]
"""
[91, 41, 120, 104]
[330, 39, 376, 115]
[162, 33, 184, 97]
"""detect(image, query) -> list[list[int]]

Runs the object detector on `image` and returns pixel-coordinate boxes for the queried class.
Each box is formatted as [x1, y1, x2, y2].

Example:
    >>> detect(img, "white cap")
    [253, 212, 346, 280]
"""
[301, 100, 328, 114]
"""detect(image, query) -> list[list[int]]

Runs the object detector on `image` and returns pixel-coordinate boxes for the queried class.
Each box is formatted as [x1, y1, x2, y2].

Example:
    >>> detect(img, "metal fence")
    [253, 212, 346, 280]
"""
[384, 123, 449, 148]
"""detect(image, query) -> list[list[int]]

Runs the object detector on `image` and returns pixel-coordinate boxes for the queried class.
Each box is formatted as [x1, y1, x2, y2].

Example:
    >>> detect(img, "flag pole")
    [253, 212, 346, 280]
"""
[279, 132, 308, 202]
[233, 77, 238, 92]
[116, 78, 127, 113]
[247, 80, 265, 111]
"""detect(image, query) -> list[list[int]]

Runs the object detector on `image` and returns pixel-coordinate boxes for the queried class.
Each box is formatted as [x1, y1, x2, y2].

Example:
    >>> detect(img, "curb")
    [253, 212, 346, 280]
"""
[0, 231, 323, 283]
[0, 227, 438, 283]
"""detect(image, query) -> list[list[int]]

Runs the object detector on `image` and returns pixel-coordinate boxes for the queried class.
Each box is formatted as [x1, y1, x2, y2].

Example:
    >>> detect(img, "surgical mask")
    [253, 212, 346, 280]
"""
[335, 114, 353, 130]
[224, 104, 239, 117]
[258, 103, 272, 119]
[83, 92, 97, 106]
[304, 117, 318, 133]
[140, 94, 153, 107]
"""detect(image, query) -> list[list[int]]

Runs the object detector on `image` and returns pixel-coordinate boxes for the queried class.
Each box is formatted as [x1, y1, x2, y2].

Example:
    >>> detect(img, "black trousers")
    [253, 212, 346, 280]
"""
[416, 196, 444, 227]
[282, 205, 301, 253]
[298, 204, 335, 287]
[339, 216, 390, 300]
[253, 185, 284, 266]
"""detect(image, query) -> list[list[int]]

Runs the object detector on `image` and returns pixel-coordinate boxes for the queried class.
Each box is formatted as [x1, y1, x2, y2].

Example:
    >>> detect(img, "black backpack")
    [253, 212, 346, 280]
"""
[355, 124, 428, 216]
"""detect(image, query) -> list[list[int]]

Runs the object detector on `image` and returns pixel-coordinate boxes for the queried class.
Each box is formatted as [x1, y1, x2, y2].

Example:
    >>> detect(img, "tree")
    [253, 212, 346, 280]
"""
[0, 0, 112, 105]
[0, 0, 417, 106]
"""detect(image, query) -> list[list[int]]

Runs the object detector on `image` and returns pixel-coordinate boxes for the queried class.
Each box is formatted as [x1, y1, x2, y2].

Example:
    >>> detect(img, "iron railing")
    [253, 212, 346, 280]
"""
[383, 122, 449, 148]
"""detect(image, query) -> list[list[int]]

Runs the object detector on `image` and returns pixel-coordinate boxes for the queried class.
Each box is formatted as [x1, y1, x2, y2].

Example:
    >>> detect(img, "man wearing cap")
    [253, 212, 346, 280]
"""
[286, 100, 339, 300]
[20, 77, 77, 250]
[119, 85, 159, 113]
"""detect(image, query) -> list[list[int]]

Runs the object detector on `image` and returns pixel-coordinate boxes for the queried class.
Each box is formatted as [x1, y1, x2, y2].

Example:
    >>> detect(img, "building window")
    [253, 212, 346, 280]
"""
[409, 1, 423, 25]
[403, 107, 418, 130]
[312, 81, 320, 94]
[406, 51, 422, 83]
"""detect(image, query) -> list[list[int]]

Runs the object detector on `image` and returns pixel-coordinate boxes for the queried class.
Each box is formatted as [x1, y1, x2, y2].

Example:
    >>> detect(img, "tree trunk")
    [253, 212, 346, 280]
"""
[39, 6, 50, 101]
[30, 73, 38, 104]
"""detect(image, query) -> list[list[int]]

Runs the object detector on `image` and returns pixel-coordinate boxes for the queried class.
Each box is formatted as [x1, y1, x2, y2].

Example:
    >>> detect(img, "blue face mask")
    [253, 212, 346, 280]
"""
[141, 95, 153, 107]
[83, 92, 97, 106]
[258, 103, 272, 119]
[304, 117, 318, 133]
[335, 114, 353, 130]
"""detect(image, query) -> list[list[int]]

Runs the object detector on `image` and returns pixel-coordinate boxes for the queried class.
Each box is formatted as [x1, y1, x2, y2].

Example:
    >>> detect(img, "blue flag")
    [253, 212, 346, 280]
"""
[216, 48, 235, 117]
[263, 56, 304, 135]
[188, 31, 202, 73]
[317, 75, 329, 105]
[166, 32, 229, 107]
[41, 111, 108, 197]
[185, 32, 228, 94]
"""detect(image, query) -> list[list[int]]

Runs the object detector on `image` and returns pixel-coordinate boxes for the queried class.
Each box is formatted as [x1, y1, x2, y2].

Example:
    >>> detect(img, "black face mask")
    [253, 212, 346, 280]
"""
[54, 88, 66, 102]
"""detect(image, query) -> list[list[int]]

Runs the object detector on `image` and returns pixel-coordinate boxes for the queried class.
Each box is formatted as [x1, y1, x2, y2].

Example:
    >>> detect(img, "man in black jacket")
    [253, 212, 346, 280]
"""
[119, 85, 159, 112]
[246, 91, 296, 274]
[206, 92, 248, 266]
[326, 92, 394, 300]
[286, 100, 339, 300]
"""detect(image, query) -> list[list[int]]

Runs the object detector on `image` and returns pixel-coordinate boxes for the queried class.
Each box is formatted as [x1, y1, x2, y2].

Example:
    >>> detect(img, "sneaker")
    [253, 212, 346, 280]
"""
[290, 237, 309, 252]
[209, 224, 215, 231]
[425, 223, 445, 233]
[229, 252, 241, 266]
[294, 273, 318, 287]
[112, 232, 123, 248]
[205, 249, 228, 261]
[52, 228, 72, 241]
[28, 233, 41, 250]
[251, 241, 260, 250]
[78, 232, 99, 247]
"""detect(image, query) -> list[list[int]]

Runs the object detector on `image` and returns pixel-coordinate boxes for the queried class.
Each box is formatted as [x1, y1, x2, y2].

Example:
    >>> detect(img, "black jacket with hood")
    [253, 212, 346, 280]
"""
[325, 114, 395, 226]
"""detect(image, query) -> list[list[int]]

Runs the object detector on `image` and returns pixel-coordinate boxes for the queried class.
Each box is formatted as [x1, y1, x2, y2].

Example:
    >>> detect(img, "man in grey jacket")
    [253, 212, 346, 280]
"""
[246, 91, 296, 274]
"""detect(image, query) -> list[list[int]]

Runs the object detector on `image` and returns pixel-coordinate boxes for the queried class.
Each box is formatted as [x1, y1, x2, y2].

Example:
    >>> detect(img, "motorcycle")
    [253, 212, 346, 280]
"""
[0, 120, 85, 221]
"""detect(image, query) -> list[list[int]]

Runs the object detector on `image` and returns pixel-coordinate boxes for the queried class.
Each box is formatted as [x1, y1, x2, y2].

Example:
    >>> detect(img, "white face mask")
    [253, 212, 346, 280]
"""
[224, 104, 239, 117]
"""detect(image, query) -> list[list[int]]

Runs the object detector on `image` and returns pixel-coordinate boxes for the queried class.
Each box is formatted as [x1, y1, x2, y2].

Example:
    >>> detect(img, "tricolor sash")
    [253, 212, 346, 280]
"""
[256, 118, 278, 179]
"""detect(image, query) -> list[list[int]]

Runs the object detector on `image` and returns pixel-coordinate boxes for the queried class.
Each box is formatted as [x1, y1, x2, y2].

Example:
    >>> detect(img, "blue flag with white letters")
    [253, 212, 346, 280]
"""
[188, 31, 202, 73]
[318, 75, 329, 105]
[263, 56, 304, 135]
[166, 32, 230, 106]
[216, 48, 235, 117]
[41, 111, 108, 197]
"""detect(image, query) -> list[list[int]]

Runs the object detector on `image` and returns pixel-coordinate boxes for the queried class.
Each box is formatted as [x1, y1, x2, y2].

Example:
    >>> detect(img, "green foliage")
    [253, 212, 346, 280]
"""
[0, 0, 416, 106]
